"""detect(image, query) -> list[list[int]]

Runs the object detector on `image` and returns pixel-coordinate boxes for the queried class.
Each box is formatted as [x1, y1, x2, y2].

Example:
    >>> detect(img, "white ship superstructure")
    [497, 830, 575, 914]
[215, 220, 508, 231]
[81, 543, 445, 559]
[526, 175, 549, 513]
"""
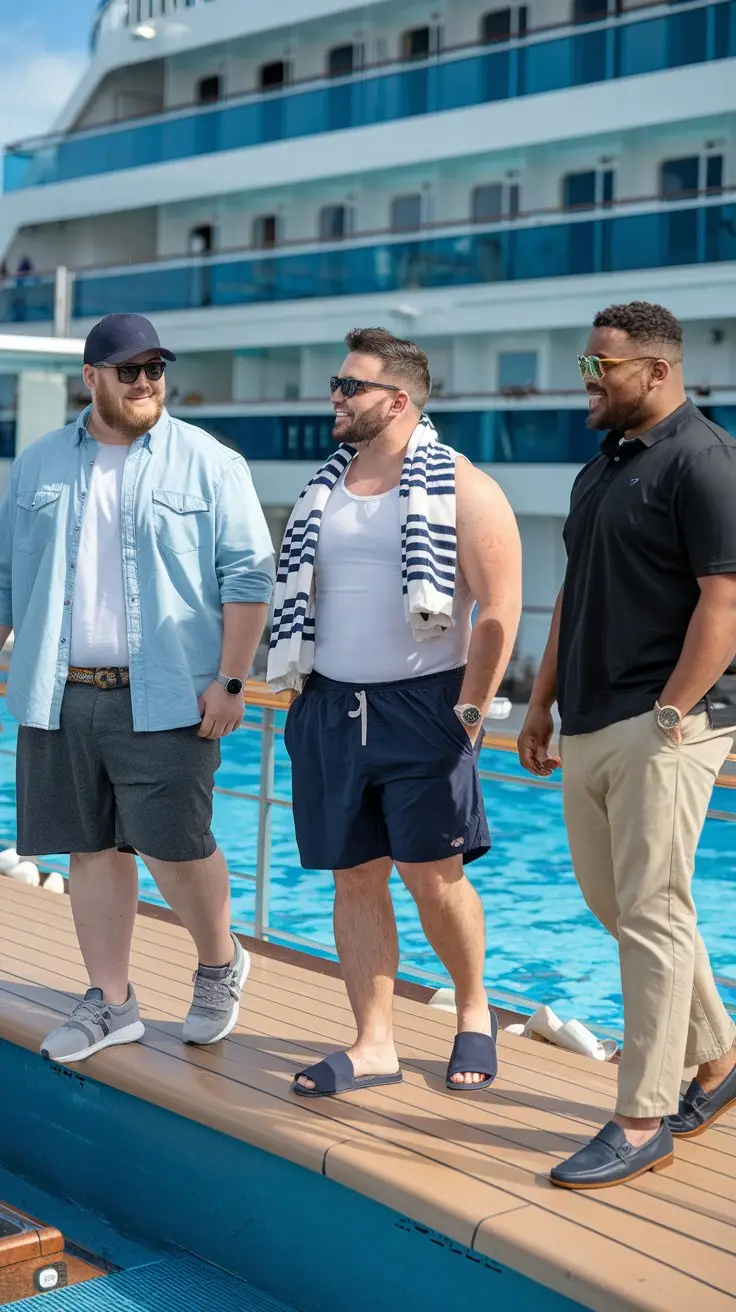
[1, 0, 735, 676]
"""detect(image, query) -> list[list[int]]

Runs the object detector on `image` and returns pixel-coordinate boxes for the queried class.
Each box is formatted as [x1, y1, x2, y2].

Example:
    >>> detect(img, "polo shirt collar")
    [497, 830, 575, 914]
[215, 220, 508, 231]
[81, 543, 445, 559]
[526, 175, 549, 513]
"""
[601, 398, 696, 457]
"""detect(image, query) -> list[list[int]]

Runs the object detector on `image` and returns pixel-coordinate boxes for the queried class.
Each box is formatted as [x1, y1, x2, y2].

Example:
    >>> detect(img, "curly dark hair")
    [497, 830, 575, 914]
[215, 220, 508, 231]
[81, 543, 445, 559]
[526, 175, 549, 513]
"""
[593, 301, 683, 361]
[344, 326, 432, 408]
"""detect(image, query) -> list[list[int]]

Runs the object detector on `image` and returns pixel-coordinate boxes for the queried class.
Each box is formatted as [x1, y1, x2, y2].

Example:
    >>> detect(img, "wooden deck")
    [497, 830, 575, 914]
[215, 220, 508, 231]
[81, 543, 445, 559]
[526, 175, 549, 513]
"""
[0, 881, 735, 1312]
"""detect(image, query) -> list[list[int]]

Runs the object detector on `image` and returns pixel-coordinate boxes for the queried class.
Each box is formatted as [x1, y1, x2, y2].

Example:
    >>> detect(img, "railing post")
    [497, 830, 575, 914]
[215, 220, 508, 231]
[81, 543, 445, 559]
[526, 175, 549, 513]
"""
[254, 706, 275, 939]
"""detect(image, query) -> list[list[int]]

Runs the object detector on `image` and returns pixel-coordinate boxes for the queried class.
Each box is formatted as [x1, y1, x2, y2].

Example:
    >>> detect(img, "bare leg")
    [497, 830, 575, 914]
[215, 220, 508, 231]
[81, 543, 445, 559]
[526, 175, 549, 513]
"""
[398, 856, 489, 1085]
[297, 858, 399, 1090]
[140, 847, 233, 967]
[69, 849, 139, 1005]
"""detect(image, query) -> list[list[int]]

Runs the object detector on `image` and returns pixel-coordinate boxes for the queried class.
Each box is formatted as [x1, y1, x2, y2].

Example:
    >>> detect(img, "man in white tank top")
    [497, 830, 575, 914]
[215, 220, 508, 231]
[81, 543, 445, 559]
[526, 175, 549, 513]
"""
[285, 328, 522, 1098]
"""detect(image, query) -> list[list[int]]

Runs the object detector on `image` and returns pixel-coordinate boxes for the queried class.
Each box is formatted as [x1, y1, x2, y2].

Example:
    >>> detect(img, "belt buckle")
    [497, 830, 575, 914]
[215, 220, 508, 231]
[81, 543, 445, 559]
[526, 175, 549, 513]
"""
[94, 668, 115, 690]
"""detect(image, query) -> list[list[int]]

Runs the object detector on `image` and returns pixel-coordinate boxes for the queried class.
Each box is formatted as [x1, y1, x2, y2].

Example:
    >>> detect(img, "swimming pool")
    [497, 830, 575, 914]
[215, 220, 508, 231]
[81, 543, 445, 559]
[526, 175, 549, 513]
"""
[1, 702, 734, 1033]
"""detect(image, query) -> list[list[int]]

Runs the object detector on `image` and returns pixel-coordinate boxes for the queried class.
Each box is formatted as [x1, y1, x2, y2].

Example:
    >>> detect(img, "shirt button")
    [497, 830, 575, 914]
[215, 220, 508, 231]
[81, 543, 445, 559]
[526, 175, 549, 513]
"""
[64, 599, 70, 606]
[60, 639, 67, 646]
[614, 456, 620, 462]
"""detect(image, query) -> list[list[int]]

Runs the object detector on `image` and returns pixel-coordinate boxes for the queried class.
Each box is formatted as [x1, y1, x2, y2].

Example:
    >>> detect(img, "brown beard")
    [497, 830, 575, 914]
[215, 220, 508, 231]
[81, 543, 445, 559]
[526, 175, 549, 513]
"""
[94, 377, 165, 439]
[333, 402, 394, 446]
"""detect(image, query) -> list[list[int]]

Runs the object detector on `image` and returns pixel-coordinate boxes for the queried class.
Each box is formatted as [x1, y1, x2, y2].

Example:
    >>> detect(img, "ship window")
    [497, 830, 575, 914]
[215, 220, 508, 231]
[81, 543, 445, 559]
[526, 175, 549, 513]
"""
[260, 60, 290, 91]
[498, 351, 538, 393]
[197, 75, 221, 104]
[401, 27, 433, 60]
[563, 170, 597, 210]
[706, 155, 724, 192]
[328, 44, 355, 77]
[189, 225, 214, 255]
[252, 215, 279, 249]
[572, 0, 614, 20]
[563, 168, 614, 210]
[661, 157, 699, 198]
[472, 184, 504, 222]
[319, 205, 351, 241]
[481, 7, 528, 42]
[391, 194, 422, 232]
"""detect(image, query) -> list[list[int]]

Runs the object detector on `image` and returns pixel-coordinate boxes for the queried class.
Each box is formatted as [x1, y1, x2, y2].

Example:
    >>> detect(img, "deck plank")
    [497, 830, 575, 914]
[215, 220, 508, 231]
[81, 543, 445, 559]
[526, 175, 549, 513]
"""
[0, 882, 735, 1311]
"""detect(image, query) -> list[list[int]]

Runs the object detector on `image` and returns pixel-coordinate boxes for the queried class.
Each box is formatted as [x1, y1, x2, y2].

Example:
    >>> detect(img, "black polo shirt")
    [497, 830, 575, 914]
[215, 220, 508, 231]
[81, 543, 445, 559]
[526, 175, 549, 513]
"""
[558, 400, 736, 735]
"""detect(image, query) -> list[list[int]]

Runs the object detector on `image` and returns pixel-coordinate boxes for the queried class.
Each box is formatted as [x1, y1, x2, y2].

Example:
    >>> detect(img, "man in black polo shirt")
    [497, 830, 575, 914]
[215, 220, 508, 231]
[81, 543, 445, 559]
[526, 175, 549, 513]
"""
[518, 301, 736, 1190]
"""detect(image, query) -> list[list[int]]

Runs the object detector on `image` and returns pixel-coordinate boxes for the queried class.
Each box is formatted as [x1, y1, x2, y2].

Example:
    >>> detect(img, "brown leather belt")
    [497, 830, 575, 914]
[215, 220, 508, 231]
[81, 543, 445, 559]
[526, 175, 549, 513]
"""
[67, 666, 130, 690]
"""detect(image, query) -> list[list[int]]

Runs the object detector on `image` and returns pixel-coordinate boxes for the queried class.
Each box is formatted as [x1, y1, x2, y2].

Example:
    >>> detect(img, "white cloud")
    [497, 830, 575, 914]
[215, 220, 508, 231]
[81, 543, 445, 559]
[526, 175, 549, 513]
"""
[0, 46, 87, 151]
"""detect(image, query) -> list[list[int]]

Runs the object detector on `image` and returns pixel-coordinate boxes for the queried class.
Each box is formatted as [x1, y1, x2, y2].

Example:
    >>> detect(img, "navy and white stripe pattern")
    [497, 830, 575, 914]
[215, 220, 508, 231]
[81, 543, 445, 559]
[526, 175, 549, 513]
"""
[267, 415, 457, 693]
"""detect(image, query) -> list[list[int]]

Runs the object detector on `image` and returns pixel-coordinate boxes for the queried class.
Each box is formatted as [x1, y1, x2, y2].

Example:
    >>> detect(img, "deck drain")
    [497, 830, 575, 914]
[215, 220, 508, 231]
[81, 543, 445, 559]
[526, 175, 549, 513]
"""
[395, 1217, 503, 1273]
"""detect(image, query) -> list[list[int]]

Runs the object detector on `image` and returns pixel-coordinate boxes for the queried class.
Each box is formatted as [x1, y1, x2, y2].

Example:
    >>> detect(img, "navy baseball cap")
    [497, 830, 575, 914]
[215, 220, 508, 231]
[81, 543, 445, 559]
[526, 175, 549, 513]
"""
[84, 313, 176, 367]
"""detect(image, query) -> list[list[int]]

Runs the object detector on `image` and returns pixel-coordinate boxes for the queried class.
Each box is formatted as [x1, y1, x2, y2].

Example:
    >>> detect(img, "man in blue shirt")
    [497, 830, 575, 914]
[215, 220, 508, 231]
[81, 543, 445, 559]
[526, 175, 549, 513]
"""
[0, 313, 275, 1062]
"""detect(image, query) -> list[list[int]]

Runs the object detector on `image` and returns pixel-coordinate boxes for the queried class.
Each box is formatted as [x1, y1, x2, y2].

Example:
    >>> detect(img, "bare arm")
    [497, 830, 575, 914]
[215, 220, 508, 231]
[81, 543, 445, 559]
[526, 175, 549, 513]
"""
[517, 589, 564, 776]
[529, 588, 563, 711]
[659, 574, 736, 738]
[198, 602, 269, 740]
[455, 459, 522, 734]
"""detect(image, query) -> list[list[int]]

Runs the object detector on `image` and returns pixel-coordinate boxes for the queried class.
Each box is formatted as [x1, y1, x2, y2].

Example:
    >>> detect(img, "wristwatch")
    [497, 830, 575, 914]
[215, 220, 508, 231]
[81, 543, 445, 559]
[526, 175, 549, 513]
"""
[217, 673, 244, 696]
[454, 703, 483, 730]
[655, 702, 682, 735]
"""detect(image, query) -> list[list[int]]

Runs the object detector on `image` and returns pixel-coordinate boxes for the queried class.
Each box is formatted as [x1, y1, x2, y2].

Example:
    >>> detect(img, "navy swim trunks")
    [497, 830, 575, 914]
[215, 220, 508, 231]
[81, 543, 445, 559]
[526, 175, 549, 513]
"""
[285, 665, 491, 871]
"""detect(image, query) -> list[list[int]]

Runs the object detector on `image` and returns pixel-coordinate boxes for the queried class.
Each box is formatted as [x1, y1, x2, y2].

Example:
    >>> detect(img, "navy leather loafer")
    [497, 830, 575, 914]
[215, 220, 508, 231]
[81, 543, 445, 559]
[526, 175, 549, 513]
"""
[667, 1062, 736, 1139]
[550, 1120, 674, 1190]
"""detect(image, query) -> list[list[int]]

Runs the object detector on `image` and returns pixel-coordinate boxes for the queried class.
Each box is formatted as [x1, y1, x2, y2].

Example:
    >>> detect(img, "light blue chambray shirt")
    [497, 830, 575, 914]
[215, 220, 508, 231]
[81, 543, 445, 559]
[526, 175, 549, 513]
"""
[0, 408, 275, 731]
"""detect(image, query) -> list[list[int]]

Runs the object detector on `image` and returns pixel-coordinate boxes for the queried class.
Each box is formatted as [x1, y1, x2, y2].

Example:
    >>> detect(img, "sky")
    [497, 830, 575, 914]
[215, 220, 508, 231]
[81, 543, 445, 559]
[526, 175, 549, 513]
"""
[0, 0, 98, 148]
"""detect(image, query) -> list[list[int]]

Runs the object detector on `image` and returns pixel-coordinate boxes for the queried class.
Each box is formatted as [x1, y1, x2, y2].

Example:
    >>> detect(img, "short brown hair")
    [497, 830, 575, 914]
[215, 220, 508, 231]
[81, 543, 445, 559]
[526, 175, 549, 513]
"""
[344, 326, 432, 408]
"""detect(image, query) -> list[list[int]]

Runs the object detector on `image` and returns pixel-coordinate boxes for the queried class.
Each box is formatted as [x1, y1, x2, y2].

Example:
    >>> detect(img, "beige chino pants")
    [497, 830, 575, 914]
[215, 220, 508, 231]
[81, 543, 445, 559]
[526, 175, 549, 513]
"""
[561, 710, 736, 1118]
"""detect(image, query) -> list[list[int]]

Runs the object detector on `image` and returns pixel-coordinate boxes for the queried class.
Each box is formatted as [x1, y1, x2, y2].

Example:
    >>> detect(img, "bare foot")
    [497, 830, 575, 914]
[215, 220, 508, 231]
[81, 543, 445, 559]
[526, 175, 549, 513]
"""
[613, 1114, 662, 1149]
[450, 1002, 493, 1086]
[296, 1042, 400, 1092]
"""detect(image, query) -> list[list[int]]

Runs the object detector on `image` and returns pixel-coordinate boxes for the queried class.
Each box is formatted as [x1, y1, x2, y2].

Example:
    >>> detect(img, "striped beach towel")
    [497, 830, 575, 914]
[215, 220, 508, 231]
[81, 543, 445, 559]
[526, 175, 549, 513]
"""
[267, 414, 457, 694]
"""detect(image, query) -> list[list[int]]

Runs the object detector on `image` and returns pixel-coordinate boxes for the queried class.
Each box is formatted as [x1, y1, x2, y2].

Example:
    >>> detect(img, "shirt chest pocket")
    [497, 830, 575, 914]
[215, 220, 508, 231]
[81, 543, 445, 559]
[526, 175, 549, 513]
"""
[15, 485, 63, 555]
[152, 489, 211, 555]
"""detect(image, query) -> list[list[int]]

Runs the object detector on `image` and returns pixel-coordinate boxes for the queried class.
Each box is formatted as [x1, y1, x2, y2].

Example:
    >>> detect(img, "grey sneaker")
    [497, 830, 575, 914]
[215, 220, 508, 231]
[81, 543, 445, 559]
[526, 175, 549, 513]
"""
[183, 935, 250, 1045]
[40, 986, 145, 1064]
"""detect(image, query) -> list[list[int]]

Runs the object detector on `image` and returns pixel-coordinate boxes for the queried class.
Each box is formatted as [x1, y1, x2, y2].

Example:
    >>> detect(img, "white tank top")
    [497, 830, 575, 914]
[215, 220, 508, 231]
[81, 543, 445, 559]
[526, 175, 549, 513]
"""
[313, 472, 473, 683]
[70, 442, 130, 668]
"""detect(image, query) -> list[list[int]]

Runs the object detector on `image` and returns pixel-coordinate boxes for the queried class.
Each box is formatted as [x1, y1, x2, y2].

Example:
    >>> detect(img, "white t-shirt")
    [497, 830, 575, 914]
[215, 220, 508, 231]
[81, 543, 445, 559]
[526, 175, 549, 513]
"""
[69, 442, 130, 668]
[313, 472, 473, 683]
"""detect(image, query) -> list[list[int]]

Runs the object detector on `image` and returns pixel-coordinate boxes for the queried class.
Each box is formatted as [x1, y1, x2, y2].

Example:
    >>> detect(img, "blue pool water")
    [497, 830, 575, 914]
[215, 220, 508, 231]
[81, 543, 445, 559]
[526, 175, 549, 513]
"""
[1, 704, 734, 1032]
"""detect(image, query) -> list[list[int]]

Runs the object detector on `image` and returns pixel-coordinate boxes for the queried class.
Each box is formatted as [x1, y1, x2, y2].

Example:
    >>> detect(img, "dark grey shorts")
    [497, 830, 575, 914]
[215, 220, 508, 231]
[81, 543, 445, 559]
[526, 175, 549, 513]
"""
[16, 685, 220, 863]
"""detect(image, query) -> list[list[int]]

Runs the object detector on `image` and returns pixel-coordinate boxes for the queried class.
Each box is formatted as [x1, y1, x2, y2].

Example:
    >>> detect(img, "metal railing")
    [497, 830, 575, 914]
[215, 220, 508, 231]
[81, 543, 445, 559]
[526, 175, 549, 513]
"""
[2, 674, 735, 1020]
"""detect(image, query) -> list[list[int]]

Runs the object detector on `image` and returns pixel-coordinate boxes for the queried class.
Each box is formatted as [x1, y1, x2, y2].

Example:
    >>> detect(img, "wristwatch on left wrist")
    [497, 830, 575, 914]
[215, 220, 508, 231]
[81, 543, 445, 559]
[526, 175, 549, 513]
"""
[217, 673, 244, 696]
[454, 703, 483, 731]
[655, 702, 682, 736]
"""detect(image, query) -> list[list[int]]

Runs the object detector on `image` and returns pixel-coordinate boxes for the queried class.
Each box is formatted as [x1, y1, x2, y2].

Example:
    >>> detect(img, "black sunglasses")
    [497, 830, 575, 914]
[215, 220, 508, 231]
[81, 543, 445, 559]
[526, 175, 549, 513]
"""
[97, 360, 167, 384]
[330, 375, 401, 399]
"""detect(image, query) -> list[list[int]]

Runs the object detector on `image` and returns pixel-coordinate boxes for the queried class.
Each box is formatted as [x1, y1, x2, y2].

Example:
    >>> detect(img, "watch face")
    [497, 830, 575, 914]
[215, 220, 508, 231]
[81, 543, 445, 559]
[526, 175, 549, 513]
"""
[224, 677, 244, 696]
[461, 706, 482, 727]
[658, 706, 680, 730]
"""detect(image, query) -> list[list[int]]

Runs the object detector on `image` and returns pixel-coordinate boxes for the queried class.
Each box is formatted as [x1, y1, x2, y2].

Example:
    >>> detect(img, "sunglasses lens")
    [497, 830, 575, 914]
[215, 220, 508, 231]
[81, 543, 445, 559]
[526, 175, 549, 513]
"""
[590, 357, 603, 380]
[144, 362, 166, 381]
[577, 356, 587, 379]
[117, 366, 139, 383]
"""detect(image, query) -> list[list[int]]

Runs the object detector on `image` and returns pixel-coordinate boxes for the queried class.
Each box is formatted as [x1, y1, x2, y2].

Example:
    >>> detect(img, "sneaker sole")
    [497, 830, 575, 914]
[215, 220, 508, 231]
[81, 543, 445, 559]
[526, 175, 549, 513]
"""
[183, 945, 251, 1046]
[40, 1020, 146, 1065]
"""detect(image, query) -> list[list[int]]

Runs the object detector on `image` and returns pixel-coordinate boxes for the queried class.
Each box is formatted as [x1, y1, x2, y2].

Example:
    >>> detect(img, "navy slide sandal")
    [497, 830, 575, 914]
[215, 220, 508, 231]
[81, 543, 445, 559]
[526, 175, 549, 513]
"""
[293, 1050, 404, 1098]
[445, 1008, 499, 1092]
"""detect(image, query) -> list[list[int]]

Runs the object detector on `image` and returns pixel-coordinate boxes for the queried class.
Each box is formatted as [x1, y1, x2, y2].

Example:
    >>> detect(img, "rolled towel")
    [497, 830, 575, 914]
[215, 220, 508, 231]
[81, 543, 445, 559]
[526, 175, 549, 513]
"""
[42, 872, 65, 894]
[7, 860, 41, 887]
[505, 1005, 617, 1062]
[0, 847, 19, 874]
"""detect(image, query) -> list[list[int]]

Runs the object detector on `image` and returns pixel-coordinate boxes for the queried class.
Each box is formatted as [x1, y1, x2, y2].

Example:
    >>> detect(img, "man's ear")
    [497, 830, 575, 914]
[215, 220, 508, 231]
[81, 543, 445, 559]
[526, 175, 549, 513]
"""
[650, 359, 671, 387]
